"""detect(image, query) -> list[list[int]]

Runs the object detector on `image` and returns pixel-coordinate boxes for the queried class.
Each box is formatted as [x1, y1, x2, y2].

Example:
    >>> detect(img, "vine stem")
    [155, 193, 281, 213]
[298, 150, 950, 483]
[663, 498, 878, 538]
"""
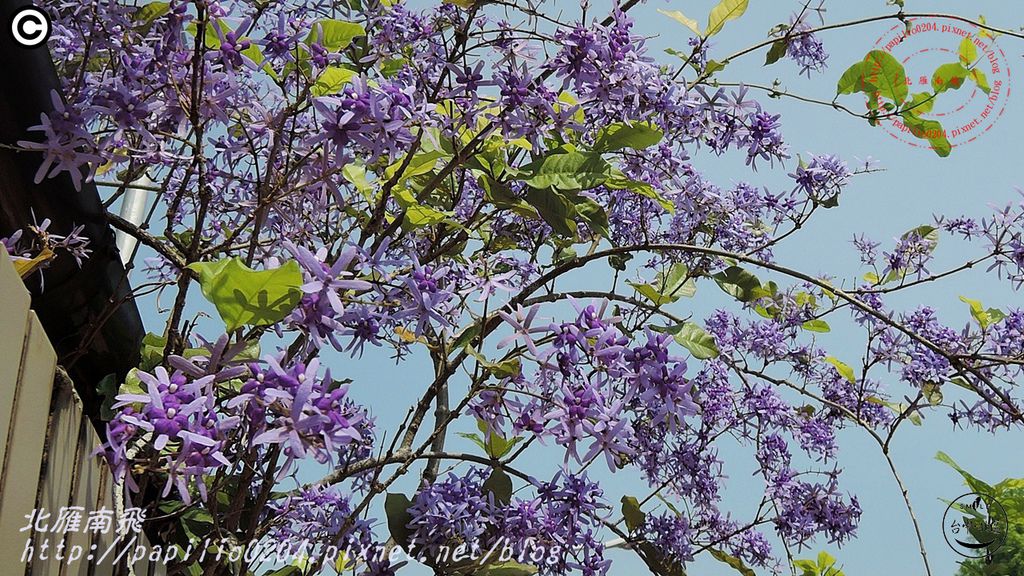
[684, 11, 1024, 92]
[733, 362, 931, 576]
[884, 447, 933, 576]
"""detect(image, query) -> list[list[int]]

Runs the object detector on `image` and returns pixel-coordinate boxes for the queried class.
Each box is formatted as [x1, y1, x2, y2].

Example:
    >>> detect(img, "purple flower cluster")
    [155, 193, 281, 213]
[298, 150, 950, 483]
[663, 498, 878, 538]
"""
[231, 356, 373, 473]
[770, 469, 861, 546]
[783, 14, 829, 77]
[105, 343, 373, 502]
[1, 217, 91, 285]
[110, 366, 237, 502]
[406, 469, 610, 576]
[791, 153, 850, 201]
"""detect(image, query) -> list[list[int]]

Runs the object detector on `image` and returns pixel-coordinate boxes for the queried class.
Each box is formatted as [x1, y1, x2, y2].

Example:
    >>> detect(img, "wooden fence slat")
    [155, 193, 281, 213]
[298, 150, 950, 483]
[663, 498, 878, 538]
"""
[0, 312, 57, 569]
[31, 378, 84, 576]
[0, 243, 31, 472]
[68, 418, 109, 576]
[90, 459, 117, 576]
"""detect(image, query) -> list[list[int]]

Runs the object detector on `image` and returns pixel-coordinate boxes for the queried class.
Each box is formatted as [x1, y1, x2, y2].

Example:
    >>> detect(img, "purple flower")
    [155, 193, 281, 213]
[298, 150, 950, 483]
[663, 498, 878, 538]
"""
[17, 91, 101, 190]
[784, 14, 829, 77]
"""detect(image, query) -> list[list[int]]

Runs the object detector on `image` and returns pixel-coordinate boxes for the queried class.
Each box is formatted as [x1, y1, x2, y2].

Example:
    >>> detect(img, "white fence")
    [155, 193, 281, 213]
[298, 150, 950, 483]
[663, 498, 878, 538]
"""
[0, 245, 163, 576]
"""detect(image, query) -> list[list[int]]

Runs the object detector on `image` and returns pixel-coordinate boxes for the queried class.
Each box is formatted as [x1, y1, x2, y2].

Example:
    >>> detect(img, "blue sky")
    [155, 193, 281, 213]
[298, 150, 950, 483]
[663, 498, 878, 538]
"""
[120, 1, 1024, 574]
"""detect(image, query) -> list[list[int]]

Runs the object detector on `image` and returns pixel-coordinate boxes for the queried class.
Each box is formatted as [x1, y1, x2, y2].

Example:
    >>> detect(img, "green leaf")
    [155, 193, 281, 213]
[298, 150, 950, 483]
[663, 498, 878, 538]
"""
[970, 67, 992, 94]
[462, 421, 524, 460]
[593, 122, 664, 152]
[960, 295, 997, 329]
[765, 38, 788, 65]
[479, 175, 539, 219]
[523, 188, 575, 237]
[932, 62, 969, 94]
[793, 551, 845, 576]
[186, 258, 304, 331]
[712, 266, 761, 302]
[825, 356, 856, 383]
[801, 319, 831, 333]
[905, 92, 935, 115]
[97, 373, 119, 421]
[456, 432, 488, 453]
[816, 551, 844, 576]
[134, 2, 170, 27]
[385, 150, 444, 182]
[661, 263, 697, 299]
[466, 347, 523, 381]
[121, 369, 145, 397]
[836, 61, 877, 95]
[311, 66, 356, 96]
[704, 59, 727, 76]
[710, 548, 756, 576]
[575, 196, 610, 239]
[379, 57, 407, 77]
[628, 282, 672, 306]
[936, 451, 995, 495]
[959, 36, 979, 66]
[483, 468, 513, 505]
[628, 263, 697, 306]
[138, 332, 205, 371]
[342, 163, 374, 201]
[405, 204, 451, 227]
[471, 419, 525, 459]
[863, 50, 909, 103]
[523, 151, 611, 191]
[492, 434, 523, 459]
[658, 9, 701, 36]
[187, 19, 228, 50]
[605, 175, 675, 213]
[793, 559, 818, 576]
[673, 322, 719, 359]
[705, 0, 749, 37]
[949, 377, 975, 392]
[900, 112, 951, 157]
[450, 324, 483, 353]
[620, 495, 646, 533]
[384, 493, 414, 546]
[139, 332, 168, 371]
[922, 381, 943, 405]
[902, 224, 939, 247]
[986, 307, 1008, 325]
[305, 19, 365, 52]
[474, 562, 539, 576]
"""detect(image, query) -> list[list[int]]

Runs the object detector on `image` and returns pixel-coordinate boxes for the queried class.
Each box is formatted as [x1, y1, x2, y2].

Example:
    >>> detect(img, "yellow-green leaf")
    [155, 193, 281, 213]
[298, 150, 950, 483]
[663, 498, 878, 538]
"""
[801, 319, 831, 333]
[837, 61, 877, 95]
[970, 68, 992, 94]
[825, 356, 856, 383]
[312, 66, 356, 96]
[658, 9, 701, 36]
[932, 62, 969, 94]
[958, 36, 978, 66]
[187, 258, 304, 331]
[863, 50, 908, 103]
[673, 322, 720, 359]
[705, 0, 749, 37]
[305, 19, 365, 52]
